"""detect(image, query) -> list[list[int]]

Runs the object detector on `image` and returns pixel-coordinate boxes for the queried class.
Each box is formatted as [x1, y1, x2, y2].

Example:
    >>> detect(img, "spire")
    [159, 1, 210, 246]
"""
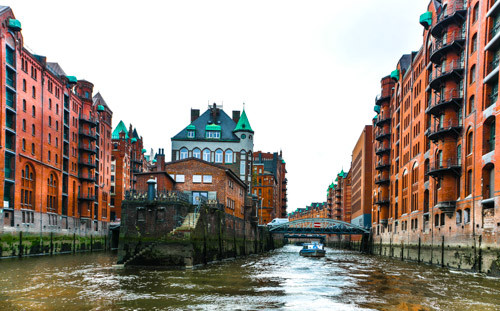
[112, 120, 129, 140]
[233, 107, 254, 133]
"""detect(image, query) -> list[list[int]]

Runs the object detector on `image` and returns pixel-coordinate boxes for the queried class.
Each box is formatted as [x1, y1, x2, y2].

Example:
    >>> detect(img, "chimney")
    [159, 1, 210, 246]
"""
[147, 177, 157, 201]
[191, 109, 200, 122]
[232, 110, 240, 123]
[156, 148, 166, 171]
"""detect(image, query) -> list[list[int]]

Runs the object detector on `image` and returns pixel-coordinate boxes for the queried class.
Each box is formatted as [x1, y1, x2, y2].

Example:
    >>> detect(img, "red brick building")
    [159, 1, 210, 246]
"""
[110, 121, 146, 222]
[252, 151, 287, 224]
[0, 6, 113, 235]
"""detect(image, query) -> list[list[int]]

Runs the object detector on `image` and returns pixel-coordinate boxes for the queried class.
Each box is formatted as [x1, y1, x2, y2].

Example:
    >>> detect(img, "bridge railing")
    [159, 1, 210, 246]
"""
[269, 218, 370, 235]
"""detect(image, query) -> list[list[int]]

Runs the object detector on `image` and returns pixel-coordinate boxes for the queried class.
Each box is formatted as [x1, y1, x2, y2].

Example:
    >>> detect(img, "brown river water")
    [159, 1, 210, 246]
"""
[0, 244, 500, 310]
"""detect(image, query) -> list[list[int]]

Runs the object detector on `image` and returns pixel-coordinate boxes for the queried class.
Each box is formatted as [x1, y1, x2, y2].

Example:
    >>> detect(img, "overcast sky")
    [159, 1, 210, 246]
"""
[6, 0, 429, 213]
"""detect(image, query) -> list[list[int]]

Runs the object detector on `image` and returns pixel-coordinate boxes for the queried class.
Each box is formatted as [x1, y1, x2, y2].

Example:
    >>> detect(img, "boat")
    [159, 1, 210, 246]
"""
[299, 242, 326, 257]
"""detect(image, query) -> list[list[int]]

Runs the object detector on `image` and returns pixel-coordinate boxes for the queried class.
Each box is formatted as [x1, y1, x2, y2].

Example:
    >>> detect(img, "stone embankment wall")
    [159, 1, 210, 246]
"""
[117, 199, 283, 267]
[0, 231, 108, 258]
[372, 232, 500, 276]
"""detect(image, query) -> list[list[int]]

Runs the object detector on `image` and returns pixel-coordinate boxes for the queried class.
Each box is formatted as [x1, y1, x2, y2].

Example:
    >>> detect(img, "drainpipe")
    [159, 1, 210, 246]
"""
[40, 74, 45, 238]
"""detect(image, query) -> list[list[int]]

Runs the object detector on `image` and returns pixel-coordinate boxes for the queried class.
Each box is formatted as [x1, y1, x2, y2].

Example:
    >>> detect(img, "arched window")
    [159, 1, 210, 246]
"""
[32, 86, 36, 99]
[32, 124, 35, 136]
[225, 149, 233, 163]
[22, 138, 26, 151]
[467, 130, 474, 155]
[48, 116, 52, 127]
[192, 148, 201, 159]
[23, 99, 26, 111]
[483, 117, 496, 154]
[22, 79, 26, 92]
[468, 95, 474, 115]
[48, 98, 52, 110]
[21, 164, 35, 209]
[464, 208, 470, 224]
[215, 149, 223, 163]
[473, 3, 479, 23]
[424, 159, 430, 182]
[22, 119, 26, 132]
[471, 33, 477, 53]
[470, 65, 476, 84]
[180, 148, 188, 160]
[203, 149, 211, 162]
[47, 173, 58, 213]
[435, 214, 440, 227]
[48, 133, 51, 144]
[456, 210, 462, 224]
[412, 162, 419, 185]
[482, 163, 495, 199]
[466, 169, 473, 196]
[32, 105, 36, 117]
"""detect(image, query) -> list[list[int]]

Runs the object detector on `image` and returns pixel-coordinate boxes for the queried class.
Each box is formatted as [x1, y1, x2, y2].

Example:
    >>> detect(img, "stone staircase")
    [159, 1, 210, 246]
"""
[170, 213, 200, 235]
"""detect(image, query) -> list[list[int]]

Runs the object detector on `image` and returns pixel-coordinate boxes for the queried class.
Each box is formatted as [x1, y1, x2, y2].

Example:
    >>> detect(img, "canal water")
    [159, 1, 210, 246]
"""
[1, 245, 500, 310]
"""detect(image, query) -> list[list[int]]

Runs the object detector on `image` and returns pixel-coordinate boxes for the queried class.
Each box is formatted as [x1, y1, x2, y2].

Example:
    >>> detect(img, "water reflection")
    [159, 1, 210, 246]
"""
[0, 245, 500, 310]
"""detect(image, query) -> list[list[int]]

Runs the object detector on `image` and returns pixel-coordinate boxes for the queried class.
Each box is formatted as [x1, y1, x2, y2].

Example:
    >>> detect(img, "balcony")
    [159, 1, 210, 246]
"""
[426, 158, 462, 178]
[132, 157, 142, 165]
[486, 22, 500, 51]
[78, 173, 96, 182]
[78, 193, 96, 201]
[79, 144, 97, 154]
[425, 120, 462, 142]
[375, 145, 391, 156]
[484, 56, 500, 84]
[375, 115, 391, 127]
[78, 129, 97, 140]
[429, 60, 464, 90]
[375, 129, 391, 142]
[79, 114, 97, 126]
[375, 93, 391, 106]
[374, 176, 390, 185]
[375, 196, 390, 206]
[430, 31, 465, 64]
[435, 201, 457, 215]
[425, 88, 463, 116]
[78, 159, 97, 168]
[375, 160, 390, 171]
[430, 1, 467, 37]
[487, 0, 500, 18]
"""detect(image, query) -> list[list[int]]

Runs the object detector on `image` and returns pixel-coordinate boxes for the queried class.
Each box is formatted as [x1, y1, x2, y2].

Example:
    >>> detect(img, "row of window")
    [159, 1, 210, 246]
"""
[179, 148, 237, 163]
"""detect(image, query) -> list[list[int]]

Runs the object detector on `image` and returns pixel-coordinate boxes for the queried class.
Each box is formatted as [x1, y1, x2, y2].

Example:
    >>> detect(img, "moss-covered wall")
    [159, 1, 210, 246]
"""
[0, 231, 108, 258]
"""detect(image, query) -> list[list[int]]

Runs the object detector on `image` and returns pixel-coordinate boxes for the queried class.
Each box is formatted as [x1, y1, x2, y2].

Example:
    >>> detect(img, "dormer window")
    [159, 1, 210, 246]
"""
[206, 131, 220, 139]
[186, 124, 196, 139]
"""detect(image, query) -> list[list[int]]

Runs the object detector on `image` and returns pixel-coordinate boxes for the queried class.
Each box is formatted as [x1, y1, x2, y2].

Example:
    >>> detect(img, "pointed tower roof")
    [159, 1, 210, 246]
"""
[233, 108, 253, 133]
[132, 128, 139, 139]
[112, 120, 129, 140]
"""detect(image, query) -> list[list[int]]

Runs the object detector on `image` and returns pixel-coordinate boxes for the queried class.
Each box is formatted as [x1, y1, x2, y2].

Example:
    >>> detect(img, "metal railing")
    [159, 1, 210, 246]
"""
[435, 0, 466, 25]
[426, 158, 461, 174]
[429, 60, 464, 83]
[431, 31, 465, 55]
[427, 88, 463, 111]
[426, 119, 463, 135]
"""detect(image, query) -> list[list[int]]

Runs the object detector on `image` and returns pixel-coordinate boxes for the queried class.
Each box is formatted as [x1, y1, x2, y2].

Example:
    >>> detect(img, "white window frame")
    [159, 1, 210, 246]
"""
[215, 150, 223, 163]
[193, 175, 202, 183]
[203, 175, 212, 183]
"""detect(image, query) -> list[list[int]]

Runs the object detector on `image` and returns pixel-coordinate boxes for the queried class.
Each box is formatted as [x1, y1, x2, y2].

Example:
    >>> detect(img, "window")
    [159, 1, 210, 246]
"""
[203, 149, 211, 162]
[32, 86, 36, 98]
[48, 116, 52, 127]
[187, 130, 195, 138]
[225, 150, 233, 163]
[215, 149, 223, 163]
[484, 117, 496, 153]
[193, 148, 201, 159]
[31, 143, 35, 155]
[22, 79, 26, 92]
[467, 130, 474, 154]
[180, 148, 188, 160]
[464, 208, 470, 224]
[32, 124, 35, 136]
[468, 95, 474, 115]
[466, 169, 473, 196]
[22, 119, 26, 132]
[23, 99, 26, 111]
[456, 210, 462, 224]
[21, 165, 35, 209]
[48, 133, 52, 144]
[22, 139, 26, 151]
[470, 65, 476, 84]
[175, 174, 185, 182]
[206, 131, 220, 139]
[193, 175, 202, 183]
[49, 98, 52, 110]
[472, 3, 479, 23]
[203, 175, 212, 183]
[32, 105, 36, 117]
[48, 151, 51, 162]
[471, 33, 477, 53]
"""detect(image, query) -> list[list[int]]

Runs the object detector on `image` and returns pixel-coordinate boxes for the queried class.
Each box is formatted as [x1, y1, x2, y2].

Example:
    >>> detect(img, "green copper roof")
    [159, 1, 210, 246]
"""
[390, 69, 399, 82]
[66, 76, 77, 84]
[152, 159, 157, 163]
[373, 115, 378, 120]
[187, 124, 196, 130]
[112, 120, 129, 140]
[233, 108, 254, 133]
[8, 19, 21, 31]
[205, 124, 221, 131]
[142, 148, 147, 153]
[97, 105, 105, 112]
[131, 138, 137, 143]
[374, 105, 381, 113]
[419, 11, 432, 29]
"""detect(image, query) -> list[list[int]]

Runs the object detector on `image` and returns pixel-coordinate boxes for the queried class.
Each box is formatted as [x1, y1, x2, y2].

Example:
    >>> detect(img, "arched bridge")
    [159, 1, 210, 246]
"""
[269, 218, 370, 235]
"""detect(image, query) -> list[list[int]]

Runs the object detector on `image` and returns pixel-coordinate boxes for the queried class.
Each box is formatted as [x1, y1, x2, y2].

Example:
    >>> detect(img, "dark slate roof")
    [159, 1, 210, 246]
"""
[93, 92, 109, 109]
[47, 62, 66, 77]
[132, 128, 139, 139]
[172, 108, 239, 141]
[398, 54, 412, 72]
[0, 6, 10, 14]
[255, 152, 279, 180]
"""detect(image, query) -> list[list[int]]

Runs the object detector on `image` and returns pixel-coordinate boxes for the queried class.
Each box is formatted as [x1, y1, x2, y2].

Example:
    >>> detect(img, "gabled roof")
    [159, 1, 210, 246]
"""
[233, 108, 253, 133]
[172, 108, 240, 141]
[47, 62, 66, 77]
[112, 120, 129, 140]
[93, 92, 108, 108]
